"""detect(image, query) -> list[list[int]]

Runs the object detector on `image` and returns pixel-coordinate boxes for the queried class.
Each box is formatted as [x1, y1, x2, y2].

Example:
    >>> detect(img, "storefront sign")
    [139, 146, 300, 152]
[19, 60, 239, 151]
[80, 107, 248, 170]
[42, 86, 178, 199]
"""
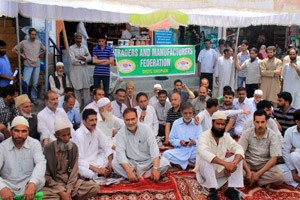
[114, 45, 195, 77]
[154, 30, 174, 45]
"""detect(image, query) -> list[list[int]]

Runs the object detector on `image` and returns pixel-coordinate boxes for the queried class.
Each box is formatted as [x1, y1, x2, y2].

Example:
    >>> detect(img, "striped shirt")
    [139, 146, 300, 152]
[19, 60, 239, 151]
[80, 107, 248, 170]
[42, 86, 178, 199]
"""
[272, 106, 296, 135]
[92, 45, 114, 76]
[166, 107, 182, 128]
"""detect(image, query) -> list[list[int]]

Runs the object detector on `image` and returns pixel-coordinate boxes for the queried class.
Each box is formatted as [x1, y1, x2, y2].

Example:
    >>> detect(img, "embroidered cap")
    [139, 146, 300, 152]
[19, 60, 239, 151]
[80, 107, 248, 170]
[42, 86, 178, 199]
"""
[14, 94, 31, 108]
[212, 111, 227, 120]
[97, 97, 110, 108]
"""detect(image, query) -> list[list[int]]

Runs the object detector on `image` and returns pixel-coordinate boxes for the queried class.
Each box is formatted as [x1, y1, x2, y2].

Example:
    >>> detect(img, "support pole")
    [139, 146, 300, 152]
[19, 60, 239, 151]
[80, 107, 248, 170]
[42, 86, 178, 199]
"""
[15, 15, 22, 94]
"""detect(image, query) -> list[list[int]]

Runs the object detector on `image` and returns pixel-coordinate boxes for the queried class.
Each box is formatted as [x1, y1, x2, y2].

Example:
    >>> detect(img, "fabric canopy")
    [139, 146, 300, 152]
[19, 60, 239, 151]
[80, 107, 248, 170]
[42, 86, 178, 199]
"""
[1, 0, 300, 27]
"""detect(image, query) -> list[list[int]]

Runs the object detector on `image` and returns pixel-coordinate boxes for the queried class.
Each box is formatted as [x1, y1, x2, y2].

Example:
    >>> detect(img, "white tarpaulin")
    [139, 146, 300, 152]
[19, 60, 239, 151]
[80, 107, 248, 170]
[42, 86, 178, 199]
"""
[1, 0, 300, 27]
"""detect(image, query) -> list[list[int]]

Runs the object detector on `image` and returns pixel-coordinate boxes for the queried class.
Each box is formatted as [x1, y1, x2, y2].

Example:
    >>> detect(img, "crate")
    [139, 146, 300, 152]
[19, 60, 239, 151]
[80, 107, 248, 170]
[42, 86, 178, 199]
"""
[0, 191, 43, 200]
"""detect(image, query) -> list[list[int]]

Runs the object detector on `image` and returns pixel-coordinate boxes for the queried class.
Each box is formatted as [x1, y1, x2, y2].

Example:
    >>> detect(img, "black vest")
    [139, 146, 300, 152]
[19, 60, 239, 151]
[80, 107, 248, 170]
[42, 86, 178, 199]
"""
[49, 73, 67, 90]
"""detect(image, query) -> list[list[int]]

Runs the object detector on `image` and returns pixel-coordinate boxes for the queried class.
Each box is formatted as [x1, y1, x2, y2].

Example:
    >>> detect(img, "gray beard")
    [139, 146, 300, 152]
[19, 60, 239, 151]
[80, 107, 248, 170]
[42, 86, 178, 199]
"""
[21, 110, 32, 118]
[57, 140, 73, 151]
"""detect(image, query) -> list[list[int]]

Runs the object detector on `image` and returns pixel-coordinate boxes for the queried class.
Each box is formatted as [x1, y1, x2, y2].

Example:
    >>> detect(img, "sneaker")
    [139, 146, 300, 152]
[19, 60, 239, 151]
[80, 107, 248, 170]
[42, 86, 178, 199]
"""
[225, 187, 240, 200]
[208, 188, 218, 200]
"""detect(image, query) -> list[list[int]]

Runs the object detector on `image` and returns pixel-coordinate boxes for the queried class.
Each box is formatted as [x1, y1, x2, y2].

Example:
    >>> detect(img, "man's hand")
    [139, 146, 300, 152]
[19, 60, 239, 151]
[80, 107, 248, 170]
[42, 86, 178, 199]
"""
[180, 140, 188, 146]
[242, 108, 251, 115]
[224, 169, 231, 177]
[251, 172, 261, 184]
[0, 187, 13, 200]
[215, 78, 219, 85]
[43, 138, 49, 147]
[127, 170, 138, 183]
[194, 116, 200, 126]
[291, 146, 296, 153]
[112, 129, 118, 137]
[139, 111, 146, 122]
[151, 168, 160, 182]
[59, 192, 72, 200]
[187, 138, 196, 146]
[24, 182, 35, 200]
[245, 171, 253, 184]
[224, 162, 237, 173]
[98, 168, 110, 177]
[274, 70, 281, 77]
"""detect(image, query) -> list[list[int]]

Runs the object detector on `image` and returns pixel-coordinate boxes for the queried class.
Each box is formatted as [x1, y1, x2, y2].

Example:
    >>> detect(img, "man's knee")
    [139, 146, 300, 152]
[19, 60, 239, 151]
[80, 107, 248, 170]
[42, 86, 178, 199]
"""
[290, 152, 300, 164]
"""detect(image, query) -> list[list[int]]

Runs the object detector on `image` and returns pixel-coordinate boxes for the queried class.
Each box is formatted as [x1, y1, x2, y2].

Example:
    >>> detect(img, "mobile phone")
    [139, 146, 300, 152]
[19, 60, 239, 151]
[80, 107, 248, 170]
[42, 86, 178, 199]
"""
[185, 141, 189, 145]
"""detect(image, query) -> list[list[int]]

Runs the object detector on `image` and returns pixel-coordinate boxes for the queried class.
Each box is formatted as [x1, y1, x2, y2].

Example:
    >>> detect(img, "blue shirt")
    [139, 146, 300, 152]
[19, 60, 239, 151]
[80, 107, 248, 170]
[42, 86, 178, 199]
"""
[92, 45, 114, 76]
[0, 55, 13, 87]
[58, 104, 81, 125]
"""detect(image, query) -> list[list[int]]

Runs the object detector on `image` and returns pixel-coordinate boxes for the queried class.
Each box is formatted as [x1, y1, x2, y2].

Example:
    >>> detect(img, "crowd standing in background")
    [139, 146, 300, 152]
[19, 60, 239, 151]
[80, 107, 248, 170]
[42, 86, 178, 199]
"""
[1, 27, 300, 200]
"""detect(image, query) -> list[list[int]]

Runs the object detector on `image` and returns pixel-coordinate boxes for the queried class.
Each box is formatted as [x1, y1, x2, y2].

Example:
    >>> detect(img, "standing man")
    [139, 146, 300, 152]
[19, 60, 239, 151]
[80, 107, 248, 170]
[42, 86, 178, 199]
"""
[0, 116, 46, 199]
[112, 88, 127, 119]
[239, 110, 284, 186]
[15, 94, 40, 141]
[194, 111, 244, 200]
[191, 86, 209, 115]
[41, 117, 99, 200]
[236, 40, 250, 88]
[235, 48, 261, 97]
[92, 34, 114, 97]
[215, 47, 235, 97]
[112, 108, 170, 182]
[0, 40, 14, 94]
[260, 46, 282, 104]
[197, 39, 216, 90]
[69, 32, 91, 107]
[282, 47, 300, 109]
[13, 27, 46, 104]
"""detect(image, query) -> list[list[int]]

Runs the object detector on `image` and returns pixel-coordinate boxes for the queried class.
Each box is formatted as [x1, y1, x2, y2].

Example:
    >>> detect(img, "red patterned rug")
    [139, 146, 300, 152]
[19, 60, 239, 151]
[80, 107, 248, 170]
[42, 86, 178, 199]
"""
[98, 169, 300, 200]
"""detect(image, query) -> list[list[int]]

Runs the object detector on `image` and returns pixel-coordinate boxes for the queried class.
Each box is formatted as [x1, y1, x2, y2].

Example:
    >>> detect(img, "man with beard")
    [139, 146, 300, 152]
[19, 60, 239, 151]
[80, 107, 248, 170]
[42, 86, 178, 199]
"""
[135, 92, 159, 136]
[232, 87, 253, 137]
[235, 48, 261, 97]
[112, 108, 170, 182]
[49, 62, 71, 97]
[72, 109, 113, 179]
[162, 102, 202, 169]
[167, 79, 195, 103]
[191, 86, 210, 115]
[260, 46, 282, 104]
[124, 81, 137, 108]
[272, 92, 296, 136]
[60, 94, 81, 130]
[248, 89, 263, 112]
[112, 88, 127, 119]
[194, 111, 244, 200]
[153, 90, 171, 137]
[243, 100, 282, 140]
[239, 110, 284, 187]
[215, 47, 235, 97]
[0, 116, 46, 199]
[0, 40, 14, 95]
[69, 32, 91, 107]
[97, 97, 124, 149]
[41, 117, 99, 200]
[15, 94, 40, 140]
[282, 47, 300, 109]
[38, 91, 73, 146]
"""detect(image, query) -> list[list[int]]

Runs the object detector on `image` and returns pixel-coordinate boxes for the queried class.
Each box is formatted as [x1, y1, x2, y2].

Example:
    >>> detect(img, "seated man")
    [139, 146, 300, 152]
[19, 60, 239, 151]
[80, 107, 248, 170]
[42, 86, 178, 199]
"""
[72, 109, 113, 179]
[41, 117, 99, 199]
[162, 102, 202, 169]
[83, 88, 105, 112]
[0, 116, 46, 199]
[58, 87, 80, 112]
[194, 111, 244, 200]
[239, 110, 284, 186]
[135, 92, 159, 136]
[112, 88, 127, 119]
[59, 94, 81, 130]
[278, 109, 300, 187]
[97, 97, 124, 149]
[15, 94, 40, 140]
[49, 62, 71, 97]
[112, 108, 170, 182]
[38, 91, 73, 146]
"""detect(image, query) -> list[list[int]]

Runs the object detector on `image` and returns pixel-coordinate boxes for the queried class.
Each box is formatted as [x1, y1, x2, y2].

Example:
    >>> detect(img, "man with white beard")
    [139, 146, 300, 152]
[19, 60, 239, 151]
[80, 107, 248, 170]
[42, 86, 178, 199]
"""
[14, 94, 40, 140]
[49, 62, 71, 97]
[97, 97, 124, 149]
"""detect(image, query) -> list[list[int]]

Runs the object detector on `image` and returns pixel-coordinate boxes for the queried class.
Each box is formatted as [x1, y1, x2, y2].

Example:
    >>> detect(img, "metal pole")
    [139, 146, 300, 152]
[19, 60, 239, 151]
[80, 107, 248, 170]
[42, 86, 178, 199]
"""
[15, 15, 22, 94]
[235, 27, 240, 50]
[45, 20, 49, 92]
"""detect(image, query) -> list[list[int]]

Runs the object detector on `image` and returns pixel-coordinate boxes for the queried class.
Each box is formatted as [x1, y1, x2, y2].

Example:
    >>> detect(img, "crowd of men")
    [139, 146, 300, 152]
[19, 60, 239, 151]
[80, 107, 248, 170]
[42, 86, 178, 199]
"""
[0, 28, 300, 200]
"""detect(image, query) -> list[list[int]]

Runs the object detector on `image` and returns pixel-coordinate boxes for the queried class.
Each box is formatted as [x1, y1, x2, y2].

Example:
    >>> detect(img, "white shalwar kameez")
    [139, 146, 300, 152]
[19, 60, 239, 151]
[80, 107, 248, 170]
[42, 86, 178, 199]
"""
[215, 56, 235, 97]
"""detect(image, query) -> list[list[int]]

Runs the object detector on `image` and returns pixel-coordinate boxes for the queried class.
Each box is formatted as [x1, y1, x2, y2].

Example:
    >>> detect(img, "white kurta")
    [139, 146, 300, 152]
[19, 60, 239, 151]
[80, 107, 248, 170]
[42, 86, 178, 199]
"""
[135, 105, 159, 136]
[282, 61, 300, 109]
[215, 56, 235, 97]
[72, 125, 113, 179]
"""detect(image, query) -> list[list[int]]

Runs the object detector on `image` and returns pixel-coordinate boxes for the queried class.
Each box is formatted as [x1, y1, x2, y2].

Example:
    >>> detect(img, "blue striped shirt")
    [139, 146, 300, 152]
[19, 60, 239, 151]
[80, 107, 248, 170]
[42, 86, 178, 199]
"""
[92, 45, 114, 76]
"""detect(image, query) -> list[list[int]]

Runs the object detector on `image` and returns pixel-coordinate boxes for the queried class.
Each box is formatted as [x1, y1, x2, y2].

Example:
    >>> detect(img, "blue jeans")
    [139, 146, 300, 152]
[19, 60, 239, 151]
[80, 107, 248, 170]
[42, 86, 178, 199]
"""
[23, 65, 40, 100]
[237, 76, 246, 88]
